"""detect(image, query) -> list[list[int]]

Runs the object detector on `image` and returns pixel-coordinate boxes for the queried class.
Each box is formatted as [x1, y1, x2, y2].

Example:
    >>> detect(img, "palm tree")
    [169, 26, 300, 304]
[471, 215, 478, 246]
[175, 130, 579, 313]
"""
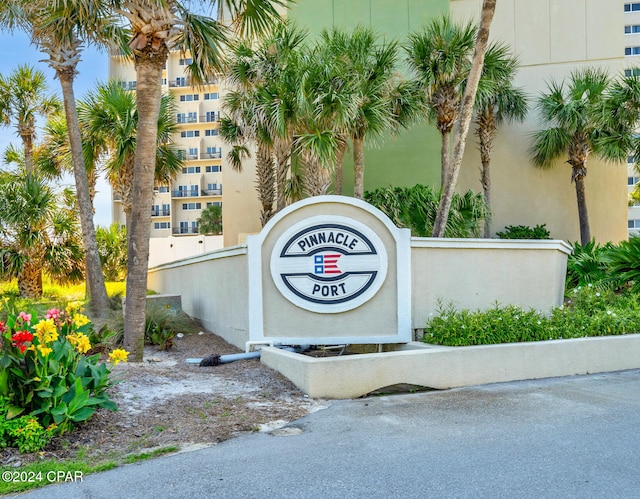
[473, 42, 528, 237]
[0, 65, 60, 175]
[95, 223, 127, 282]
[405, 16, 477, 187]
[0, 172, 84, 298]
[530, 68, 632, 245]
[309, 27, 401, 199]
[197, 204, 222, 235]
[222, 22, 306, 219]
[431, 0, 497, 238]
[78, 81, 183, 229]
[108, 0, 284, 361]
[2, 0, 127, 316]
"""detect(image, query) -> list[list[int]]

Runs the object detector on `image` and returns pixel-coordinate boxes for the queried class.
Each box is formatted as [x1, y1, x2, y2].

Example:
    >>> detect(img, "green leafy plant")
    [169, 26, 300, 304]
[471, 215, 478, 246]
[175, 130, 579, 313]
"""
[106, 302, 199, 350]
[424, 286, 640, 346]
[0, 413, 56, 453]
[495, 224, 551, 239]
[0, 305, 128, 436]
[565, 240, 613, 290]
[604, 236, 640, 292]
[365, 184, 488, 237]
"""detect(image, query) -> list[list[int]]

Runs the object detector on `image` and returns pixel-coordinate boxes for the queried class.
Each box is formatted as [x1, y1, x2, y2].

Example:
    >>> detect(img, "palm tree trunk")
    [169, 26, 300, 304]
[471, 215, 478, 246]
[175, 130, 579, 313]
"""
[58, 71, 109, 317]
[440, 129, 451, 188]
[124, 53, 165, 362]
[256, 144, 276, 226]
[353, 136, 365, 199]
[21, 133, 34, 175]
[477, 110, 496, 238]
[574, 174, 591, 245]
[334, 138, 347, 195]
[274, 139, 291, 212]
[433, 0, 496, 238]
[18, 259, 43, 299]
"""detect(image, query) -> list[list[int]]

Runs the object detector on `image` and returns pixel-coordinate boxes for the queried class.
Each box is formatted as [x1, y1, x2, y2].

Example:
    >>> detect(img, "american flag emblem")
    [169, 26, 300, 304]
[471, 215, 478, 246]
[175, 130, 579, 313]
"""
[314, 253, 342, 275]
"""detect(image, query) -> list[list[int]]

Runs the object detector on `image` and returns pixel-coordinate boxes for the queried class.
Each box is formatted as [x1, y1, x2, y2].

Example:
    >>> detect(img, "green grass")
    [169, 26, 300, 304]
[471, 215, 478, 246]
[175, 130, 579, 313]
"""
[0, 446, 179, 495]
[0, 458, 116, 495]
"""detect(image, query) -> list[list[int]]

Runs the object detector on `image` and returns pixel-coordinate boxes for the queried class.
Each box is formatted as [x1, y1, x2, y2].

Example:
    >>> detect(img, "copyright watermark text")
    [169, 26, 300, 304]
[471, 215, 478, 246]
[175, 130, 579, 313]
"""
[2, 470, 83, 483]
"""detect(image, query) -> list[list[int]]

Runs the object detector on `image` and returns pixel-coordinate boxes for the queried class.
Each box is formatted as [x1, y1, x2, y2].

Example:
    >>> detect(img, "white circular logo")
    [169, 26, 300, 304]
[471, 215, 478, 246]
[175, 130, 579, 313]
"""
[270, 216, 388, 313]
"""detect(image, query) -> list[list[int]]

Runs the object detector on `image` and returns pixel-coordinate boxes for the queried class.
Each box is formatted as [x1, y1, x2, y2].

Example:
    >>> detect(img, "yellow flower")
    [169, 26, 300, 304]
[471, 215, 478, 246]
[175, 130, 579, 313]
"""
[65, 301, 84, 316]
[67, 332, 91, 354]
[108, 348, 129, 366]
[37, 345, 52, 357]
[34, 319, 58, 343]
[72, 313, 90, 328]
[33, 377, 41, 382]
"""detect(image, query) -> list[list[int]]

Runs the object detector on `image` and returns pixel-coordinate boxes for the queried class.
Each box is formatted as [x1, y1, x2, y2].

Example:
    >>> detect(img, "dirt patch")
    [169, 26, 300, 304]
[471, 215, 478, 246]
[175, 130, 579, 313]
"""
[1, 331, 328, 466]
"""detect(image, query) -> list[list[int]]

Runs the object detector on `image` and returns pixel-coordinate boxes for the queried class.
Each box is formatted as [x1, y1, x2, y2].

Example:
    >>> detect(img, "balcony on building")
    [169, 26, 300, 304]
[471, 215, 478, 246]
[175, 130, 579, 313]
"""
[151, 208, 171, 217]
[169, 77, 193, 88]
[177, 115, 198, 124]
[172, 190, 200, 198]
[172, 227, 200, 235]
[201, 151, 222, 160]
[203, 187, 223, 196]
[200, 112, 221, 123]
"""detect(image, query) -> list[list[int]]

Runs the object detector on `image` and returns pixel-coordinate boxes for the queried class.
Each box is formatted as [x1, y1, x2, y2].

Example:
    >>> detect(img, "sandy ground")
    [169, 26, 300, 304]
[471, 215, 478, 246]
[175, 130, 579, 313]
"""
[1, 330, 328, 466]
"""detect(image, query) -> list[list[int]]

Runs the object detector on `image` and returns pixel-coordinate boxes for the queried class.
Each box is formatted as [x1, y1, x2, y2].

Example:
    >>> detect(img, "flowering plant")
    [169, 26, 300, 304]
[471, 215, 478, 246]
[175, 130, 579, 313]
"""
[0, 304, 129, 436]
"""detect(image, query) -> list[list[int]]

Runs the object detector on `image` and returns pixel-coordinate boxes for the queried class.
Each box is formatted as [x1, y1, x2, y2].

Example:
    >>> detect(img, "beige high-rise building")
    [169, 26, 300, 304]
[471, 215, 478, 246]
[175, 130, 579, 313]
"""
[624, 2, 640, 234]
[110, 1, 636, 261]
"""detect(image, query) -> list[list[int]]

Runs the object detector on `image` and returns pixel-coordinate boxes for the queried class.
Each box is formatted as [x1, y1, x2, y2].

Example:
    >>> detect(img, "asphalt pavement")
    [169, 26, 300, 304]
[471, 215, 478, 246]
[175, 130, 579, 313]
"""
[15, 369, 640, 499]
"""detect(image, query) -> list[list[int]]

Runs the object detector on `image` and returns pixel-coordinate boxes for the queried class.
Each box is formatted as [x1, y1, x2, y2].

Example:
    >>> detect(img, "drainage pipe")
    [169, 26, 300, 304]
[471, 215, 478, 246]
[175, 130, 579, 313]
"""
[189, 344, 310, 366]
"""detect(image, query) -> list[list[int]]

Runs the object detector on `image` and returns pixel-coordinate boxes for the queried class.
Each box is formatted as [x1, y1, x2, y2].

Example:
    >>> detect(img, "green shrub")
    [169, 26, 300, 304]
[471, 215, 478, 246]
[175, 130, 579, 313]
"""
[106, 302, 200, 350]
[424, 286, 640, 346]
[496, 224, 551, 239]
[0, 407, 57, 453]
[365, 184, 489, 238]
[565, 240, 613, 290]
[604, 236, 640, 292]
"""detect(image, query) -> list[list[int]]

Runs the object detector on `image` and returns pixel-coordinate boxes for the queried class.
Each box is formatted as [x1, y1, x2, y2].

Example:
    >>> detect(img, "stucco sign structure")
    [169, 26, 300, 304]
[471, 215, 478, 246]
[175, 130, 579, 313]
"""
[247, 196, 411, 346]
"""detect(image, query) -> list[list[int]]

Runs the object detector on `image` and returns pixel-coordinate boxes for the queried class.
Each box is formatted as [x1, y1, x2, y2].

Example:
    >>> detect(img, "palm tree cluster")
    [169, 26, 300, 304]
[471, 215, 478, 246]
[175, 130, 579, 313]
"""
[220, 22, 419, 226]
[0, 0, 285, 361]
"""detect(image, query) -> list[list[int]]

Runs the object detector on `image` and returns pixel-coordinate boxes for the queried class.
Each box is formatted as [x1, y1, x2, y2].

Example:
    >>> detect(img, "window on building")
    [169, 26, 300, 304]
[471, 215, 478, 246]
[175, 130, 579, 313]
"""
[628, 219, 640, 229]
[181, 166, 201, 174]
[179, 94, 199, 102]
[182, 202, 202, 210]
[204, 92, 219, 100]
[626, 68, 640, 77]
[179, 58, 193, 65]
[188, 112, 197, 123]
[207, 183, 220, 191]
[205, 111, 219, 122]
[158, 186, 169, 193]
[205, 129, 219, 136]
[188, 148, 198, 159]
[154, 222, 171, 229]
[207, 202, 222, 208]
[206, 165, 222, 173]
[626, 25, 640, 34]
[625, 3, 640, 12]
[180, 130, 200, 138]
[625, 46, 640, 56]
[628, 176, 640, 186]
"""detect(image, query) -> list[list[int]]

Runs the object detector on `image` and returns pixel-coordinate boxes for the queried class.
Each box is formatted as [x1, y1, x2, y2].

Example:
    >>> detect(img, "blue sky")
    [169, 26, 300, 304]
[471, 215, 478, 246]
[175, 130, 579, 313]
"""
[0, 30, 113, 227]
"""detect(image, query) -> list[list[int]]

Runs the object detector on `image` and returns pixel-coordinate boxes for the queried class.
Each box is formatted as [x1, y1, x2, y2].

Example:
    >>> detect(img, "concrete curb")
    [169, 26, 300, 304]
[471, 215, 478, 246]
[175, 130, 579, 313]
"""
[261, 334, 640, 398]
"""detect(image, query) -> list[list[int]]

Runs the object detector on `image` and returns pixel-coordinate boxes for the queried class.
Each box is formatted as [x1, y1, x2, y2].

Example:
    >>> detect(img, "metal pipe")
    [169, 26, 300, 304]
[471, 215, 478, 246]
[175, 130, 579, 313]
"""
[189, 344, 310, 366]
